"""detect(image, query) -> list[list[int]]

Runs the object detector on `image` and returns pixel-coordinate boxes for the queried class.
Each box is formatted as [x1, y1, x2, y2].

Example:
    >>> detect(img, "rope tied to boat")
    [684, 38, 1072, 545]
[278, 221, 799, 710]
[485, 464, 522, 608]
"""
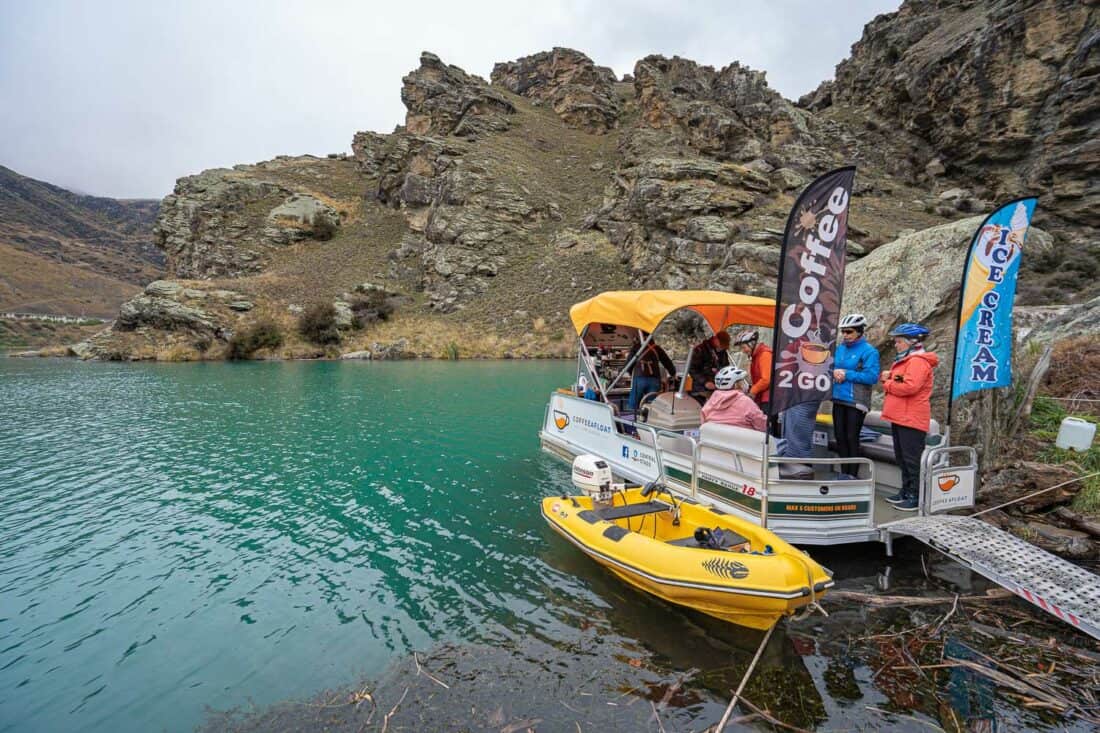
[715, 620, 777, 732]
[969, 471, 1100, 518]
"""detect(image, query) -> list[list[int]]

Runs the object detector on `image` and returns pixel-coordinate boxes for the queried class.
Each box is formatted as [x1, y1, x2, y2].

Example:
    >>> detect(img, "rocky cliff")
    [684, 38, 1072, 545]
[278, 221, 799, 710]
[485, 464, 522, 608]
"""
[74, 0, 1096, 360]
[802, 0, 1098, 282]
[0, 165, 163, 317]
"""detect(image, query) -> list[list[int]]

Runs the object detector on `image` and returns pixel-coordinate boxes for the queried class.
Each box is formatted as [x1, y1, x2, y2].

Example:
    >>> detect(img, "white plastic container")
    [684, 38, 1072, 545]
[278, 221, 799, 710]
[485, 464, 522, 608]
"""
[1056, 417, 1096, 452]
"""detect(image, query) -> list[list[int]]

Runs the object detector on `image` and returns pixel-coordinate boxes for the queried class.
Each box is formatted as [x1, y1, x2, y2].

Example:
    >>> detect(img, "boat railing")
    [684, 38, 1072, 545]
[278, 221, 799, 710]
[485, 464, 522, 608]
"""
[764, 454, 877, 528]
[918, 444, 978, 515]
[654, 423, 879, 528]
[638, 423, 702, 499]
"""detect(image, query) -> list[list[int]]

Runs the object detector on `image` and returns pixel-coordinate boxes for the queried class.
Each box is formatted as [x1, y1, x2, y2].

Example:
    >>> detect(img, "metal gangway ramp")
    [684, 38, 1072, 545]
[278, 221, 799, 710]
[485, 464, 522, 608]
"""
[884, 515, 1100, 640]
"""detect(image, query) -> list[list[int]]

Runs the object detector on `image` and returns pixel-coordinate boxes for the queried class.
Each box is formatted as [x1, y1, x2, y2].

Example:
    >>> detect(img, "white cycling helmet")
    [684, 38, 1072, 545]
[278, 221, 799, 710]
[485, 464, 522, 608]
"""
[732, 329, 758, 346]
[714, 365, 748, 391]
[839, 313, 868, 330]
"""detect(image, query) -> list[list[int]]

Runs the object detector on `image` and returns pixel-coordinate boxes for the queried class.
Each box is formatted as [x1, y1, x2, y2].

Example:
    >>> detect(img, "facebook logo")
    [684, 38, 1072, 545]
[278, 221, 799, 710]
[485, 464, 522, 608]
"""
[622, 445, 629, 458]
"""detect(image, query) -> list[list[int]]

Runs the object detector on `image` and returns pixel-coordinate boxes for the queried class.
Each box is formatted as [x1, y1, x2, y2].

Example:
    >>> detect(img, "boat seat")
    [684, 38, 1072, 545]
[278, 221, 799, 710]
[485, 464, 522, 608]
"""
[778, 463, 814, 480]
[860, 412, 941, 465]
[596, 501, 670, 521]
[699, 423, 779, 480]
[666, 529, 749, 551]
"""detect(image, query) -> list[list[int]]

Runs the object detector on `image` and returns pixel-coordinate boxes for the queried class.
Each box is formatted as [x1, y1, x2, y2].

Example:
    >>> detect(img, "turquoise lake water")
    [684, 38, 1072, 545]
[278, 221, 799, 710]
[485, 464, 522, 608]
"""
[0, 359, 1083, 732]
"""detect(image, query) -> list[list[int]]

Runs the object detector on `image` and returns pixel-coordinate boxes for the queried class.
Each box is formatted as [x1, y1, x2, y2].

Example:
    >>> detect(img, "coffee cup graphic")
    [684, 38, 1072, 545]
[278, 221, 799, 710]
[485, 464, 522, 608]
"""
[937, 474, 960, 492]
[553, 410, 570, 430]
[800, 342, 830, 365]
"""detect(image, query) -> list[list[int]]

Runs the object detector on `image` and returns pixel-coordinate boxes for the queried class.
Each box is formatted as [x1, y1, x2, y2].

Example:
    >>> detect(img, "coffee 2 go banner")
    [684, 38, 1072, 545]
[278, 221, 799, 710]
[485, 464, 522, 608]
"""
[950, 197, 1037, 403]
[768, 167, 856, 415]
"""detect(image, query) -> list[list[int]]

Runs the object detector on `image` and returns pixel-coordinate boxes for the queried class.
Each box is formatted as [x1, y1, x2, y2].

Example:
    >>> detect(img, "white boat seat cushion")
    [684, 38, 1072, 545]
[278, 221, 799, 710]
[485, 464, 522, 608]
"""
[699, 423, 779, 480]
[861, 411, 940, 465]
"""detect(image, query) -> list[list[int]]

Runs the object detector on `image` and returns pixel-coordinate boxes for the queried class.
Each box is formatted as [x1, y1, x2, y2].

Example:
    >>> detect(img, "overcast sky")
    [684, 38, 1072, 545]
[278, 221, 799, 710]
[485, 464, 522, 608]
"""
[0, 0, 899, 199]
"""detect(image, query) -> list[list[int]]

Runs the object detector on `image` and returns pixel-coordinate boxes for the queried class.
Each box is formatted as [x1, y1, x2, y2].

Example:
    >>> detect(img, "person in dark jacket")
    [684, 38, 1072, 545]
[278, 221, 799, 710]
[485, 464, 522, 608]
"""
[687, 331, 730, 403]
[831, 313, 881, 478]
[627, 334, 677, 410]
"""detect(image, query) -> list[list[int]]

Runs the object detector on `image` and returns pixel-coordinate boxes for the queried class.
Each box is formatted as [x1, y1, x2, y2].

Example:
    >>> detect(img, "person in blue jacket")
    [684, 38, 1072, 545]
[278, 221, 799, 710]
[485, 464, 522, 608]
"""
[831, 313, 880, 478]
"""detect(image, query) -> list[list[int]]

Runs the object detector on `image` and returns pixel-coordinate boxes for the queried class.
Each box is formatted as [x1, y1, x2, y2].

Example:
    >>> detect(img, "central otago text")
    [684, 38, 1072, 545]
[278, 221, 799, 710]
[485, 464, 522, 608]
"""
[970, 227, 1014, 384]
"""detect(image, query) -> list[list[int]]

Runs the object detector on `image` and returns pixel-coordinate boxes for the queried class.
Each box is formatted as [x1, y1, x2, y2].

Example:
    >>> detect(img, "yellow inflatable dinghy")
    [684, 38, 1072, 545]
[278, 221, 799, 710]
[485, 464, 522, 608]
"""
[542, 483, 833, 630]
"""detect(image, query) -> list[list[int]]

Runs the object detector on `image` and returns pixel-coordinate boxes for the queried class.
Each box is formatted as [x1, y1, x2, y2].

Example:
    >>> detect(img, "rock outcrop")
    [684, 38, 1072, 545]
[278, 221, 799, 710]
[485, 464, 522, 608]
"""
[74, 4, 1096, 361]
[156, 160, 345, 279]
[402, 52, 515, 139]
[632, 55, 814, 163]
[491, 48, 620, 133]
[367, 134, 544, 311]
[805, 0, 1099, 242]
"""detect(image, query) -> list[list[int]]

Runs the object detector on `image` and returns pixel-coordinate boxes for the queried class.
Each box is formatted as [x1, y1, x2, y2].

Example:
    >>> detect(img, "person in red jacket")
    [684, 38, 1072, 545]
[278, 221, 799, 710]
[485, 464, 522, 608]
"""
[880, 323, 939, 511]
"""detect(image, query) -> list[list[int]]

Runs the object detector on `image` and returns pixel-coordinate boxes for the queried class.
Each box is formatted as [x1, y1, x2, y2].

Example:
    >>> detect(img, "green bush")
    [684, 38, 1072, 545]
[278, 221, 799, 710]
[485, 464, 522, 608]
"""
[311, 212, 338, 241]
[298, 302, 341, 344]
[349, 291, 394, 328]
[227, 320, 284, 359]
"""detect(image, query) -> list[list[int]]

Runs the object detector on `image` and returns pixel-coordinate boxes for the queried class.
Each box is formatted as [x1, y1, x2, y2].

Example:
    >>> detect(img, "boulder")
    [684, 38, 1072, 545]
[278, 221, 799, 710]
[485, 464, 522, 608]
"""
[332, 300, 354, 329]
[340, 350, 372, 360]
[845, 216, 1054, 402]
[145, 280, 182, 297]
[1028, 295, 1100, 344]
[370, 338, 413, 360]
[264, 194, 340, 245]
[115, 294, 221, 335]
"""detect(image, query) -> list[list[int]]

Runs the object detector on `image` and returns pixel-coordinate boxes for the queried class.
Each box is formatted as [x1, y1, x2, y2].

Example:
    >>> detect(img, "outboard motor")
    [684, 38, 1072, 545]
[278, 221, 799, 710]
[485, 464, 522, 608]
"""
[572, 454, 612, 500]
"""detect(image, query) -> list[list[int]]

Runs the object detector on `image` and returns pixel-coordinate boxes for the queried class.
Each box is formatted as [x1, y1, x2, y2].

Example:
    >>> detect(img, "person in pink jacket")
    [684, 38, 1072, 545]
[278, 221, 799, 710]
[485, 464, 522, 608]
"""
[701, 366, 767, 432]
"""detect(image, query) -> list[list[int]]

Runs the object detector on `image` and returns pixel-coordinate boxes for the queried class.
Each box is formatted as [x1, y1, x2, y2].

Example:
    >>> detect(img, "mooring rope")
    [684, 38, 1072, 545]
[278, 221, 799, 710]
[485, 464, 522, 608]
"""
[715, 620, 777, 732]
[969, 471, 1100, 518]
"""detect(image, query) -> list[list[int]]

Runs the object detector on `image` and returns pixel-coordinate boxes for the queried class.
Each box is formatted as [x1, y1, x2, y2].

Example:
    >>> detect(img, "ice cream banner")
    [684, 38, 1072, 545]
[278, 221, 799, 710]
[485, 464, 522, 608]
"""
[768, 166, 856, 416]
[950, 197, 1037, 403]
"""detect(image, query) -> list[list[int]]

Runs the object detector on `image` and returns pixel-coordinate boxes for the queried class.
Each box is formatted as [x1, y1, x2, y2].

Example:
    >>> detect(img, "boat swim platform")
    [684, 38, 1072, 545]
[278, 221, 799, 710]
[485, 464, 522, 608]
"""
[883, 515, 1100, 640]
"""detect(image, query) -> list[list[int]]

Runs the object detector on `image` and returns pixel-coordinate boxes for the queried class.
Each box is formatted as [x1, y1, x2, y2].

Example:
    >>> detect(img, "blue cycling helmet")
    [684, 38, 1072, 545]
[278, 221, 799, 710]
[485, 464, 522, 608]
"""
[888, 323, 930, 340]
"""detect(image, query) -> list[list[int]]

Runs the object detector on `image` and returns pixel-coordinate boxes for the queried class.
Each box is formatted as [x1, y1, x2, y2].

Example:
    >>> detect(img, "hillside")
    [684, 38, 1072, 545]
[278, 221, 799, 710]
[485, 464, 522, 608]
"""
[0, 165, 163, 317]
[66, 0, 1096, 361]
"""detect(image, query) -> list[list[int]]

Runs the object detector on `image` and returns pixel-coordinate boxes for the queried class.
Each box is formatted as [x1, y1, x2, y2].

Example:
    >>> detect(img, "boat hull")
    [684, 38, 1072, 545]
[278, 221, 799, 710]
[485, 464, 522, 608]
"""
[541, 492, 832, 630]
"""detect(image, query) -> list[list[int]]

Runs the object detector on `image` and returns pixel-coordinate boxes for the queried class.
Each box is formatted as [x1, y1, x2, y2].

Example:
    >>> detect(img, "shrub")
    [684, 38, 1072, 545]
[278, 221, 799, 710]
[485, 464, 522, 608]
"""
[349, 291, 394, 328]
[227, 320, 284, 359]
[298, 303, 340, 344]
[311, 212, 338, 241]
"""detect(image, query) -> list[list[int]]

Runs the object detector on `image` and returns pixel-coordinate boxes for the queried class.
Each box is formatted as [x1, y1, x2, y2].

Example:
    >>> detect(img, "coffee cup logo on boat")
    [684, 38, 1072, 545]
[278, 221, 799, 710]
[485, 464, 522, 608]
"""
[553, 410, 570, 430]
[937, 474, 960, 492]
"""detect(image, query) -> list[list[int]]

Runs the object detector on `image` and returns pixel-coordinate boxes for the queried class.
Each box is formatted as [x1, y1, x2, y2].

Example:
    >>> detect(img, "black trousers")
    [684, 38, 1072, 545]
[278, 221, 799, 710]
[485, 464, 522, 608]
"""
[891, 423, 926, 499]
[832, 403, 866, 476]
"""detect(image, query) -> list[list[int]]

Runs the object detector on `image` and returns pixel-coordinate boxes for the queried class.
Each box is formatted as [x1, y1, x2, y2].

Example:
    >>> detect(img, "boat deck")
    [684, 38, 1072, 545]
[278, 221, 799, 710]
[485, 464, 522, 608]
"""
[884, 515, 1100, 640]
[873, 491, 910, 525]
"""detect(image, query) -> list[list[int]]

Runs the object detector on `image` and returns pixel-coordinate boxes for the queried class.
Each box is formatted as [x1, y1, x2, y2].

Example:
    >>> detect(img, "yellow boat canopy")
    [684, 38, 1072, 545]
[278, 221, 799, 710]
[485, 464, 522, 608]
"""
[569, 290, 776, 336]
